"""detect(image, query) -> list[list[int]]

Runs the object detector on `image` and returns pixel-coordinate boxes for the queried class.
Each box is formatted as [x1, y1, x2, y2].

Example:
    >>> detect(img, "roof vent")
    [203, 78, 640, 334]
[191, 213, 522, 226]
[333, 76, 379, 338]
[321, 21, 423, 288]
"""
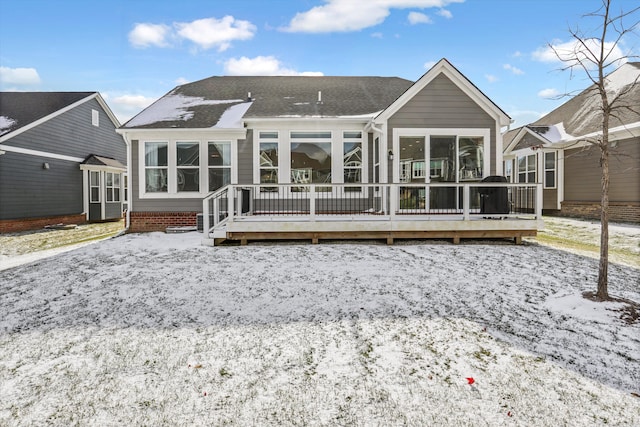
[317, 90, 322, 104]
[247, 91, 252, 101]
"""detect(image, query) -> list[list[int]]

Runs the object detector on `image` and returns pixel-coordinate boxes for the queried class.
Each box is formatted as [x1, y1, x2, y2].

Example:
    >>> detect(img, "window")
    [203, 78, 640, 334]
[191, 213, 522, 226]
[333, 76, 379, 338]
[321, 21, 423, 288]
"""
[92, 109, 99, 127]
[399, 136, 425, 183]
[259, 132, 278, 189]
[145, 142, 168, 192]
[290, 131, 332, 188]
[123, 174, 128, 203]
[208, 141, 231, 191]
[106, 172, 120, 202]
[177, 142, 200, 192]
[504, 160, 513, 182]
[544, 151, 556, 188]
[518, 154, 536, 183]
[458, 137, 483, 181]
[90, 171, 100, 202]
[343, 131, 362, 189]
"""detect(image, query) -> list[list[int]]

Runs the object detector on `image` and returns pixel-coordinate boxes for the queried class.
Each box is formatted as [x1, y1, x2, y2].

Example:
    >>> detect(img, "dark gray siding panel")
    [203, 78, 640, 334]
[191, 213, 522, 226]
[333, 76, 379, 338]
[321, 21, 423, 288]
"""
[543, 189, 558, 210]
[130, 140, 202, 213]
[0, 151, 82, 220]
[105, 203, 122, 219]
[237, 130, 253, 184]
[564, 138, 640, 202]
[388, 74, 498, 176]
[4, 98, 126, 163]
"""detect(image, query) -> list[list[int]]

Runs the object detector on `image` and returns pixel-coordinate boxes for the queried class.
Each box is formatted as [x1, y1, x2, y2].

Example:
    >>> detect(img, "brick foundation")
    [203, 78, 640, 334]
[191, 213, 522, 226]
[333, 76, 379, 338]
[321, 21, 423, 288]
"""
[129, 211, 199, 232]
[559, 201, 640, 223]
[0, 214, 87, 233]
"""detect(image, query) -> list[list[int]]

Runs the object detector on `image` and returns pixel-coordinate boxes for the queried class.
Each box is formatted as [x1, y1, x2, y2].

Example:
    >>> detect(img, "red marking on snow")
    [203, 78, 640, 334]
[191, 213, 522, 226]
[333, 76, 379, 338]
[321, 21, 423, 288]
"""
[466, 377, 475, 385]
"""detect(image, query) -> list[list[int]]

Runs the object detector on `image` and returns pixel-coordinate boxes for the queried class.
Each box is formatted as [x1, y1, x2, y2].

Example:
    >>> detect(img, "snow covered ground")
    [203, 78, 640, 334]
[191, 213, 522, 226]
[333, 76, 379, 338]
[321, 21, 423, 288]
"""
[0, 231, 639, 426]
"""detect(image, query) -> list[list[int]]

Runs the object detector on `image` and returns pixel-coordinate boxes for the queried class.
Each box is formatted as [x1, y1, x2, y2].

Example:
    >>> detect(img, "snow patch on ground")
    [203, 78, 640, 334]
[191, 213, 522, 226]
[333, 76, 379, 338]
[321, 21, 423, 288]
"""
[0, 232, 638, 425]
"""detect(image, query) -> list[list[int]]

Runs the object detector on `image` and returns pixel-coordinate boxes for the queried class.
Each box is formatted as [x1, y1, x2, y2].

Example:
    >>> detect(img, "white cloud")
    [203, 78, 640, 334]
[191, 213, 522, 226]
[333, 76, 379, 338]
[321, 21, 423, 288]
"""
[281, 0, 463, 33]
[128, 23, 171, 48]
[371, 32, 384, 38]
[175, 77, 190, 85]
[485, 74, 498, 83]
[512, 50, 522, 58]
[532, 39, 627, 68]
[408, 11, 432, 25]
[0, 66, 41, 86]
[503, 63, 524, 75]
[437, 8, 453, 18]
[423, 60, 437, 70]
[175, 16, 256, 52]
[103, 93, 158, 123]
[538, 88, 560, 99]
[224, 56, 324, 76]
[128, 16, 256, 51]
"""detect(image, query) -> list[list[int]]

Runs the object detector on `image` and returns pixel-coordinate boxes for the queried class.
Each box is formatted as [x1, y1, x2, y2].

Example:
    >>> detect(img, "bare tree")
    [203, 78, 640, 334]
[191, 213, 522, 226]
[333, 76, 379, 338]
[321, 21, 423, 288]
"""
[551, 0, 639, 300]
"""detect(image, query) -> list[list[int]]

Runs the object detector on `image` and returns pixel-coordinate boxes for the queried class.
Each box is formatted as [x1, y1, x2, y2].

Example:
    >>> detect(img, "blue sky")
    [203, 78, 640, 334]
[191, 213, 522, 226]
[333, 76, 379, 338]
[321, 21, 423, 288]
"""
[1, 0, 637, 126]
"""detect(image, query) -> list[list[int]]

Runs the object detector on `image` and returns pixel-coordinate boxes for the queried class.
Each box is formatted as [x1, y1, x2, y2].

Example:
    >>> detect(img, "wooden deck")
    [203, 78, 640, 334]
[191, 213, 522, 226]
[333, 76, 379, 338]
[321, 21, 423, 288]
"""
[202, 183, 543, 246]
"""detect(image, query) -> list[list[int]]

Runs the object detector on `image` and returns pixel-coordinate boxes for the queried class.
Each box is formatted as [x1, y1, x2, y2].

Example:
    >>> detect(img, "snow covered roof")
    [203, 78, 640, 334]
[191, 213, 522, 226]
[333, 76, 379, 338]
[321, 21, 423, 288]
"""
[531, 62, 640, 140]
[0, 92, 96, 137]
[121, 76, 414, 129]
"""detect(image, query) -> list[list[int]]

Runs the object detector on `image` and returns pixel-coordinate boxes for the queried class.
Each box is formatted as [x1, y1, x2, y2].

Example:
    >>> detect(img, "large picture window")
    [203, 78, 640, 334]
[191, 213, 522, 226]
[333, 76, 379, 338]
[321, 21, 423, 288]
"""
[145, 142, 168, 192]
[177, 142, 200, 192]
[208, 141, 231, 192]
[290, 131, 332, 188]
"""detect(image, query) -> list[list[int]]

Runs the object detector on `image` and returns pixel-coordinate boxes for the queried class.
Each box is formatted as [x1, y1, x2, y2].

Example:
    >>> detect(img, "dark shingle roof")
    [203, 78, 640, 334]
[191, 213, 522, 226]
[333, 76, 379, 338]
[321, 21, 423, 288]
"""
[531, 62, 640, 138]
[81, 154, 126, 169]
[122, 76, 414, 129]
[0, 92, 95, 137]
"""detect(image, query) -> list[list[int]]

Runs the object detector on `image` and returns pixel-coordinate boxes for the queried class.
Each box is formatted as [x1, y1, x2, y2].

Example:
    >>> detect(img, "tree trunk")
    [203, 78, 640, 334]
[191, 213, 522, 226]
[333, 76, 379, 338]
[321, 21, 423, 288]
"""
[596, 126, 610, 300]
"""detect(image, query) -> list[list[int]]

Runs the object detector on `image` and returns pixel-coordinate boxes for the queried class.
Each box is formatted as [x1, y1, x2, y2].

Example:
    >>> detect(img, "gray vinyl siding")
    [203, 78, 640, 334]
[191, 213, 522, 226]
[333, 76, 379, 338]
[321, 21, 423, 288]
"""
[543, 189, 558, 211]
[105, 202, 122, 219]
[4, 98, 126, 164]
[0, 151, 82, 220]
[564, 137, 640, 202]
[130, 140, 202, 212]
[237, 130, 253, 184]
[388, 73, 498, 177]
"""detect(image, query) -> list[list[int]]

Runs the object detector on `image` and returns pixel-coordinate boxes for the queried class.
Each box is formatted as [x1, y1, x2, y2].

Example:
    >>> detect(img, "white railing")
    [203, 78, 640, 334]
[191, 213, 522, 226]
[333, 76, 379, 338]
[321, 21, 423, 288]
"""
[202, 182, 542, 234]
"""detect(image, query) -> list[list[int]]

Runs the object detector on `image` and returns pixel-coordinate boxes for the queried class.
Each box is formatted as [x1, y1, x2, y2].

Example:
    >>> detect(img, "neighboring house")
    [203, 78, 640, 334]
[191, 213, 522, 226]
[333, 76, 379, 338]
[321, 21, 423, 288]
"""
[503, 62, 640, 223]
[0, 92, 127, 233]
[118, 58, 543, 244]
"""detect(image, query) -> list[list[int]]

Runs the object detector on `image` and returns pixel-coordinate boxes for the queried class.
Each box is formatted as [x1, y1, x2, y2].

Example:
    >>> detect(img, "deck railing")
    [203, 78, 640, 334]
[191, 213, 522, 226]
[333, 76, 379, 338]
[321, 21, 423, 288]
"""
[202, 182, 542, 234]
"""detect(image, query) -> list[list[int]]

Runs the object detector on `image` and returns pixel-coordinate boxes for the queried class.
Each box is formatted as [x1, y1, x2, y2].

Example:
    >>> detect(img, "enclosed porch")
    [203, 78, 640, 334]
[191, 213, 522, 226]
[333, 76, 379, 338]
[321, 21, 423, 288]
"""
[201, 182, 543, 245]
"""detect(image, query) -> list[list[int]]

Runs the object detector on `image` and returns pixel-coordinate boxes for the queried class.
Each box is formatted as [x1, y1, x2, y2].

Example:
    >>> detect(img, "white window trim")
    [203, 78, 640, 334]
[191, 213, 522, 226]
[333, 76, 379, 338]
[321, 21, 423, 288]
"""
[137, 138, 238, 199]
[517, 153, 537, 184]
[543, 151, 557, 189]
[176, 141, 201, 194]
[392, 128, 491, 183]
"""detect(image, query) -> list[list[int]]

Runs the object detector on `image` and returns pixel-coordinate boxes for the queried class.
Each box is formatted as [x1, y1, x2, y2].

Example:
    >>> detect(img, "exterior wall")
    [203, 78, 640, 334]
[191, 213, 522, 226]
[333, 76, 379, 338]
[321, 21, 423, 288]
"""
[558, 201, 639, 223]
[387, 73, 497, 177]
[0, 151, 83, 220]
[129, 211, 198, 232]
[3, 98, 126, 162]
[0, 213, 87, 233]
[564, 138, 639, 202]
[237, 130, 253, 185]
[0, 97, 126, 222]
[543, 188, 558, 212]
